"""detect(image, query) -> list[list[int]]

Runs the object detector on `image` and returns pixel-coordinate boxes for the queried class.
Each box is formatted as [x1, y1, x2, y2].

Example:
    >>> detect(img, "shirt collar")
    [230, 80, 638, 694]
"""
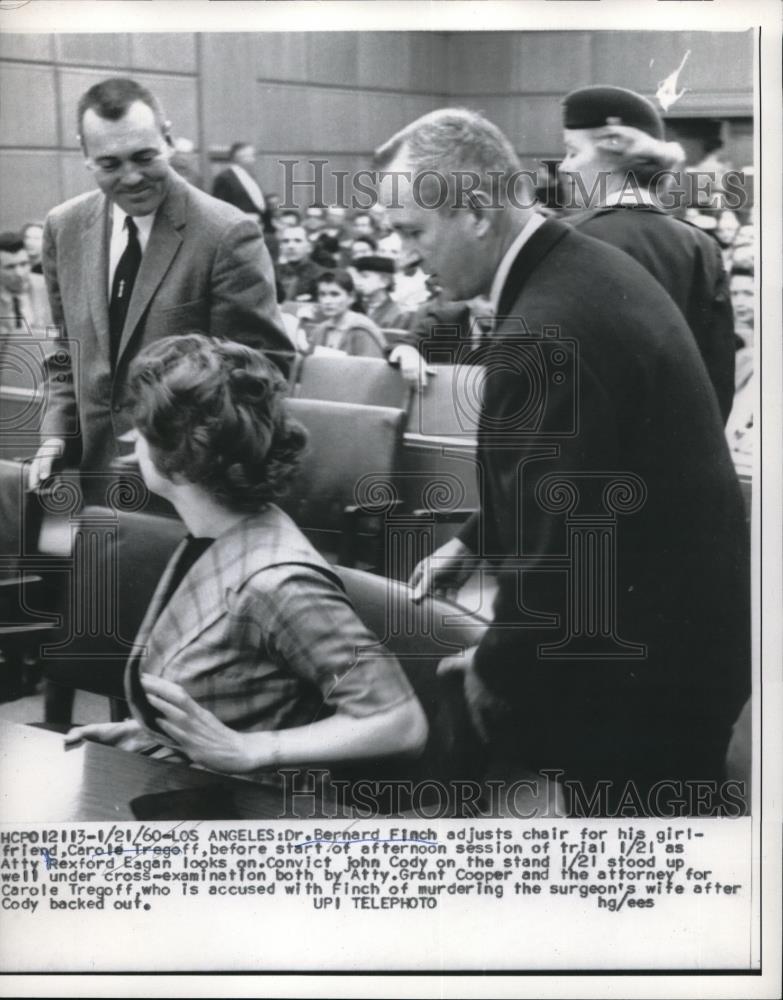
[111, 201, 157, 245]
[603, 188, 658, 207]
[489, 213, 546, 314]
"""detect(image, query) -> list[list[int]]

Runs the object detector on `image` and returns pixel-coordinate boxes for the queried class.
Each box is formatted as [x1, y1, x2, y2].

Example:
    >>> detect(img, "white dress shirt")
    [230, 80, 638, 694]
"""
[489, 213, 547, 315]
[108, 202, 156, 298]
[231, 164, 265, 213]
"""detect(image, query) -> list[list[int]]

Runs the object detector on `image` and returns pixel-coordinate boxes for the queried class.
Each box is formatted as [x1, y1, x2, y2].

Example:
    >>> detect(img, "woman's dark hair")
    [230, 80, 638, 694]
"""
[316, 269, 354, 295]
[128, 334, 307, 512]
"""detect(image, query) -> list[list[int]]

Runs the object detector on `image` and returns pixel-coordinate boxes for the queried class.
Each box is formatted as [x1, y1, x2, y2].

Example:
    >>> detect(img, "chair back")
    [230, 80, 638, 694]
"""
[295, 353, 409, 409]
[281, 398, 406, 568]
[40, 507, 186, 701]
[335, 565, 488, 789]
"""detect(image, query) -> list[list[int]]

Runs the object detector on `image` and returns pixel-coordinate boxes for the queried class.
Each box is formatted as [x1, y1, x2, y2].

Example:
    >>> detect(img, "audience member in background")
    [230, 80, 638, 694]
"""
[352, 255, 410, 331]
[350, 235, 377, 260]
[726, 264, 754, 460]
[390, 287, 494, 388]
[311, 205, 350, 265]
[169, 137, 202, 189]
[369, 203, 392, 238]
[0, 231, 52, 343]
[29, 76, 289, 494]
[382, 231, 430, 313]
[277, 207, 301, 232]
[351, 211, 376, 243]
[303, 204, 327, 238]
[276, 224, 323, 303]
[21, 222, 44, 275]
[559, 85, 736, 424]
[265, 192, 281, 221]
[212, 141, 267, 226]
[308, 269, 387, 358]
[730, 265, 754, 350]
[65, 334, 427, 781]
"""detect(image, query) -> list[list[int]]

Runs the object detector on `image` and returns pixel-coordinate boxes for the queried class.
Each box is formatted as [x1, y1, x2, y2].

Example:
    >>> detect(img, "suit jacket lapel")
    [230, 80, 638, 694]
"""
[85, 198, 111, 363]
[497, 218, 571, 317]
[117, 177, 187, 364]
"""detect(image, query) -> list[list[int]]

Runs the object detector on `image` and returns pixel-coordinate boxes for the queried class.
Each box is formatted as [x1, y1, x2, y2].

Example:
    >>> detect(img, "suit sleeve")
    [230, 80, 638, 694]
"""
[210, 217, 295, 378]
[465, 347, 619, 728]
[39, 214, 80, 454]
[694, 245, 736, 424]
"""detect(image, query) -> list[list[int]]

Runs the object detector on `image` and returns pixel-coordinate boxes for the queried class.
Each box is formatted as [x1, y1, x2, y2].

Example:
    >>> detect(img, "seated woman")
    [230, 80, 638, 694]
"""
[307, 269, 388, 358]
[66, 334, 428, 779]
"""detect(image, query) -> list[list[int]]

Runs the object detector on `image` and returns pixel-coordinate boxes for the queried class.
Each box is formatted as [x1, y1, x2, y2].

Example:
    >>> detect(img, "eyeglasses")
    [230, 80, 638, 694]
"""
[84, 147, 172, 176]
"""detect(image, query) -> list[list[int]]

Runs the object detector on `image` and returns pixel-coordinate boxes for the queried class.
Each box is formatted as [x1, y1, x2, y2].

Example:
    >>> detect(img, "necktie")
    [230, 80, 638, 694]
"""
[109, 216, 141, 366]
[12, 295, 22, 329]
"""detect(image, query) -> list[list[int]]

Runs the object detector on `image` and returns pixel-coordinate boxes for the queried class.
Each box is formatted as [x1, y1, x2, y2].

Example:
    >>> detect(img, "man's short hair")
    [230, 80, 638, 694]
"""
[228, 142, 253, 161]
[77, 76, 169, 138]
[374, 107, 522, 209]
[279, 208, 302, 224]
[0, 232, 25, 255]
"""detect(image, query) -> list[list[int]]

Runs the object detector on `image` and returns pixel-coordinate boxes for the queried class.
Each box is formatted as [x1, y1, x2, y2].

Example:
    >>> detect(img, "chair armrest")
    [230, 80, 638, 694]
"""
[409, 506, 477, 525]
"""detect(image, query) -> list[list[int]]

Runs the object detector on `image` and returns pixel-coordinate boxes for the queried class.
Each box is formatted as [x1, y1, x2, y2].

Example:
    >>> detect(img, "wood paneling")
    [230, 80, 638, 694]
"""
[459, 94, 563, 156]
[200, 34, 259, 146]
[253, 32, 309, 83]
[0, 33, 54, 63]
[591, 31, 753, 96]
[358, 32, 448, 94]
[55, 33, 132, 68]
[306, 33, 359, 87]
[0, 65, 57, 147]
[448, 31, 594, 95]
[0, 151, 62, 228]
[252, 152, 370, 207]
[446, 32, 513, 95]
[0, 29, 754, 242]
[59, 68, 199, 148]
[130, 34, 197, 74]
[60, 151, 98, 204]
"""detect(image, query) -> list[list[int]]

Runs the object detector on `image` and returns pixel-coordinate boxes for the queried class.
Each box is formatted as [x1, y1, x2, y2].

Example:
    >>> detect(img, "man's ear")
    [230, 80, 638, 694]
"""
[465, 189, 494, 238]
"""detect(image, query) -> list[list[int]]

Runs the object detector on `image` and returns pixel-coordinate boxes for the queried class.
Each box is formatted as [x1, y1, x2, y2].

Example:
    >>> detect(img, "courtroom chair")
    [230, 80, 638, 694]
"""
[380, 326, 417, 349]
[334, 565, 489, 811]
[40, 506, 186, 724]
[280, 398, 407, 572]
[0, 460, 59, 699]
[394, 364, 484, 583]
[294, 353, 410, 409]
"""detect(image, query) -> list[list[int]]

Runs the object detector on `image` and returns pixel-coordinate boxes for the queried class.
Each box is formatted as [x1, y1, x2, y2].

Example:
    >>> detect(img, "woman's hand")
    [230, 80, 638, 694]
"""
[140, 674, 262, 774]
[64, 718, 152, 753]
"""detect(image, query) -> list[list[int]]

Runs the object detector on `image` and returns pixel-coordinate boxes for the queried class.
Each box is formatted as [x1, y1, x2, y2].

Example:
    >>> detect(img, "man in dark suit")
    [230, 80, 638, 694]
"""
[377, 109, 749, 815]
[30, 78, 291, 494]
[211, 141, 266, 222]
[559, 85, 736, 423]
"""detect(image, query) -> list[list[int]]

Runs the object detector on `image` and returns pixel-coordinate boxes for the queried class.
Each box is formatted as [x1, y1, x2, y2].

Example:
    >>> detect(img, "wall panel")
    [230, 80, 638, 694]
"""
[55, 33, 131, 68]
[306, 33, 360, 87]
[0, 152, 63, 229]
[591, 30, 753, 98]
[59, 68, 199, 148]
[0, 65, 58, 147]
[253, 32, 309, 83]
[130, 34, 197, 74]
[0, 34, 54, 63]
[60, 151, 98, 204]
